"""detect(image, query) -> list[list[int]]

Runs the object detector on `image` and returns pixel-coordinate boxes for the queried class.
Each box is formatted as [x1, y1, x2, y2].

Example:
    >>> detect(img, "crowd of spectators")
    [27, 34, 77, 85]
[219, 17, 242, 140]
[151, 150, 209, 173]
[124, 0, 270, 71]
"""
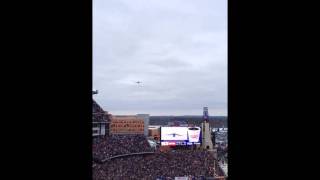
[93, 135, 154, 161]
[93, 149, 222, 180]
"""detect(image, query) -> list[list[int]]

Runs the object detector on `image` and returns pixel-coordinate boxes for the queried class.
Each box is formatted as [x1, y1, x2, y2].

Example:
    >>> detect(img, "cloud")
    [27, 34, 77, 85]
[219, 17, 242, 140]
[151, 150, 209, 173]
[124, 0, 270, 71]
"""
[149, 58, 190, 69]
[93, 0, 227, 116]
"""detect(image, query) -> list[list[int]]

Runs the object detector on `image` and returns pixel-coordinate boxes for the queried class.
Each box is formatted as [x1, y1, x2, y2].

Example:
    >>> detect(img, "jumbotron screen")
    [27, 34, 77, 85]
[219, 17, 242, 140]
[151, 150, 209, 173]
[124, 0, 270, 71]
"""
[160, 127, 201, 146]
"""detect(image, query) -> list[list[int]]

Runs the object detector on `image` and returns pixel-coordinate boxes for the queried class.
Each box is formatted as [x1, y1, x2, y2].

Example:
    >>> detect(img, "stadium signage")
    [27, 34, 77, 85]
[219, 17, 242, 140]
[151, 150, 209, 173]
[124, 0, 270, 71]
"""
[110, 118, 144, 134]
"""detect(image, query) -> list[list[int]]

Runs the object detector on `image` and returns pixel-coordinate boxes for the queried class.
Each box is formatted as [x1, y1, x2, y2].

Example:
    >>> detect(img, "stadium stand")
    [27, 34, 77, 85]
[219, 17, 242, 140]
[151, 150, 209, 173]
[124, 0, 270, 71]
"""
[93, 134, 154, 161]
[93, 149, 223, 180]
[92, 99, 110, 136]
[92, 98, 226, 179]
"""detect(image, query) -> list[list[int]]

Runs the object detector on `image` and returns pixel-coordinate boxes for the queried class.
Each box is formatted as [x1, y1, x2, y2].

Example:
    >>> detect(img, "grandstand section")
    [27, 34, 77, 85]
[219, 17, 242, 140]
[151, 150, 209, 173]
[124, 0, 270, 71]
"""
[92, 134, 154, 162]
[93, 149, 225, 180]
[92, 99, 110, 136]
[92, 101, 227, 179]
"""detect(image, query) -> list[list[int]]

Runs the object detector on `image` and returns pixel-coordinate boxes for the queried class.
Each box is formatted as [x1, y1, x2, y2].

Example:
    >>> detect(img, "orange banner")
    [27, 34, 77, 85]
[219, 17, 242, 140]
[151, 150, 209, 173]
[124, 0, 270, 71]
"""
[110, 119, 144, 134]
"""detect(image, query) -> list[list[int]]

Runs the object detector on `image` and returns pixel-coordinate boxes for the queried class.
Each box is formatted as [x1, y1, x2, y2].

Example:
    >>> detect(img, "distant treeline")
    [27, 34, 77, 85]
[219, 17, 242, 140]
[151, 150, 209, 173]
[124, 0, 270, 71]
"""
[149, 116, 227, 128]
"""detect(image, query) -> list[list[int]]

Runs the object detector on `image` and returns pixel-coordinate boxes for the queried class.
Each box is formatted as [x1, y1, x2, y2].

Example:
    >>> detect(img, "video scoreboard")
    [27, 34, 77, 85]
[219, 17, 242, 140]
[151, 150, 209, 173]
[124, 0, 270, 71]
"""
[160, 126, 202, 146]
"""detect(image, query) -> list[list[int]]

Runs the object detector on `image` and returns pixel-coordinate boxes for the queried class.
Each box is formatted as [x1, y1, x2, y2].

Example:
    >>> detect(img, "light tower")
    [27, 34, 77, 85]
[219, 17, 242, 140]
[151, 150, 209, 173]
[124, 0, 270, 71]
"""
[201, 107, 214, 151]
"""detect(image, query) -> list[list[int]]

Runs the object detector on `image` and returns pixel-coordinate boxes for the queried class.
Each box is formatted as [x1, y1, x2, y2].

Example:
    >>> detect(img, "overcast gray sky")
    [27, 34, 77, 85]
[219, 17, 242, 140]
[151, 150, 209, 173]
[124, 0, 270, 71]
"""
[93, 0, 227, 116]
